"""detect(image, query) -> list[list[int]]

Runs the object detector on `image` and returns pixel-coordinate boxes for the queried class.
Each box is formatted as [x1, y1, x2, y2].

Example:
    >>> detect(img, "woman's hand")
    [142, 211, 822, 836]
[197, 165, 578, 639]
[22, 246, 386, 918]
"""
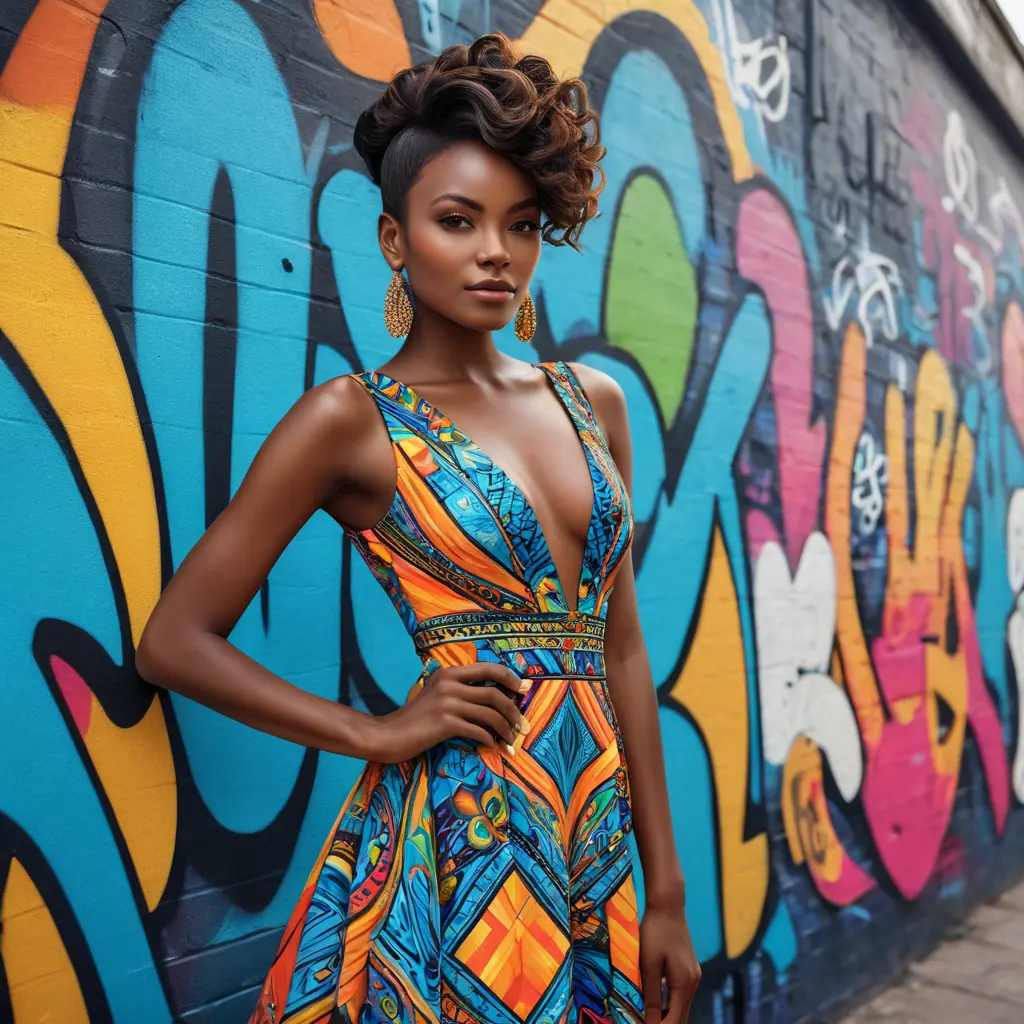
[362, 663, 532, 763]
[640, 896, 701, 1023]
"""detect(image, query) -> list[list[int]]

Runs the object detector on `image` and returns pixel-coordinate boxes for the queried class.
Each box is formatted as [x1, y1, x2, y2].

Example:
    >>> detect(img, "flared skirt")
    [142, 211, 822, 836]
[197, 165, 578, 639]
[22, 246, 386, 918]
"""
[249, 677, 645, 1024]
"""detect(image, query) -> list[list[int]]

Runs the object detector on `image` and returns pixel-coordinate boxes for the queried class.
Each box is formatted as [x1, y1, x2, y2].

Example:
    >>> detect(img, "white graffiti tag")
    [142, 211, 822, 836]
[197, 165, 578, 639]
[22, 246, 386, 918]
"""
[977, 177, 1024, 253]
[712, 0, 791, 126]
[823, 225, 903, 347]
[938, 111, 1024, 257]
[953, 242, 992, 372]
[852, 432, 888, 535]
[941, 110, 979, 224]
[754, 534, 863, 801]
[953, 243, 985, 327]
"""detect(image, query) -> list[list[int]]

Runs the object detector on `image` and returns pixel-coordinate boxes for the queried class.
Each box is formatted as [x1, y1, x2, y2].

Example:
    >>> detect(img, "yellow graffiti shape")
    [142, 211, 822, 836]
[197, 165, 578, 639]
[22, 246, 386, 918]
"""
[884, 355, 956, 636]
[932, 422, 974, 781]
[314, 0, 411, 81]
[828, 331, 973, 783]
[52, 657, 177, 910]
[669, 524, 767, 959]
[1, 858, 89, 1023]
[89, 695, 178, 911]
[0, 0, 160, 647]
[781, 738, 845, 885]
[826, 325, 885, 750]
[1, 0, 175, 906]
[517, 0, 752, 180]
[882, 353, 971, 775]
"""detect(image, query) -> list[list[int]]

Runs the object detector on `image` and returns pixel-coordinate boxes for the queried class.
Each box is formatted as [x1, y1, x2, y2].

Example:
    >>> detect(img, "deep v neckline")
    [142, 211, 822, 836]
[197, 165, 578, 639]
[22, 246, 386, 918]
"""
[368, 361, 599, 615]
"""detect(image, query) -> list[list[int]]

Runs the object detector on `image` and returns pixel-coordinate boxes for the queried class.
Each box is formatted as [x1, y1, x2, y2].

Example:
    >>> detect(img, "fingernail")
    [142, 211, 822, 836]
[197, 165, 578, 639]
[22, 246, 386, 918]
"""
[506, 743, 516, 756]
[522, 719, 532, 735]
[519, 680, 532, 692]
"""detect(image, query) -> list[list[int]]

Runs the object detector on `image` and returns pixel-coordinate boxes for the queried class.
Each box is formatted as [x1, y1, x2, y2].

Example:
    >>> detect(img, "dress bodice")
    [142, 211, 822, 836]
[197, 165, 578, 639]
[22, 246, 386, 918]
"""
[344, 360, 634, 682]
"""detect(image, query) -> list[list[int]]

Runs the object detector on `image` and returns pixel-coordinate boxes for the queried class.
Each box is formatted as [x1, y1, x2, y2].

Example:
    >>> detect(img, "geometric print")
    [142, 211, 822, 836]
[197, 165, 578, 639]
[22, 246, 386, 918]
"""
[453, 869, 571, 1019]
[526, 691, 605, 807]
[249, 362, 644, 1024]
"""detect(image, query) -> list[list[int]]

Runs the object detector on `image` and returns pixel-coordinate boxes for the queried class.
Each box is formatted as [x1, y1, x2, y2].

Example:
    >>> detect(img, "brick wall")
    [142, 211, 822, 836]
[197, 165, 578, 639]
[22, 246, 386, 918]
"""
[3, 0, 1024, 1021]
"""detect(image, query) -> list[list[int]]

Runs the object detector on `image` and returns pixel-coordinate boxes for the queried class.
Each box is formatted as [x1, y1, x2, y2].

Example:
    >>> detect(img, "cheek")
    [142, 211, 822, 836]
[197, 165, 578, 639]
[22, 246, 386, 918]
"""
[407, 228, 470, 282]
[512, 234, 543, 272]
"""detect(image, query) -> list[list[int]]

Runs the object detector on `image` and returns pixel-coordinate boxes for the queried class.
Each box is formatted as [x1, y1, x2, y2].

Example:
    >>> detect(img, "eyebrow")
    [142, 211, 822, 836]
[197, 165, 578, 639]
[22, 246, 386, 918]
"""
[429, 192, 541, 214]
[509, 197, 541, 213]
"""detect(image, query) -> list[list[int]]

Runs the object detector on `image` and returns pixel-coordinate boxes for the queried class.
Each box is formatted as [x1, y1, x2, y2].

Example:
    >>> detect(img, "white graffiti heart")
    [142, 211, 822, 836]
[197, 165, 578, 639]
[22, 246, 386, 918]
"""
[754, 533, 864, 801]
[1007, 489, 1024, 596]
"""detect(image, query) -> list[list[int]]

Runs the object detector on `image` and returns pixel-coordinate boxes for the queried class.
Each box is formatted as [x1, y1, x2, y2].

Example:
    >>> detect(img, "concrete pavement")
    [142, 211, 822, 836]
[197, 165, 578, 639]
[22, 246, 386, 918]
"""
[841, 879, 1024, 1024]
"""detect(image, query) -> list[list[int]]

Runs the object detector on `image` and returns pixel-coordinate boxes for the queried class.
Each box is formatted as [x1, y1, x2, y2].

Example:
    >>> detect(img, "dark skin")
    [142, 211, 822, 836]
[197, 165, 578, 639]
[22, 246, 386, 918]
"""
[136, 138, 700, 1020]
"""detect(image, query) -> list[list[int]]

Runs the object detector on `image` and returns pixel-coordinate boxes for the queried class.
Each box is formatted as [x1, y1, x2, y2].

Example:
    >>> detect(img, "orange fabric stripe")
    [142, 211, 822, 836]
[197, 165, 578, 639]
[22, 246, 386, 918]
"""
[395, 444, 531, 605]
[521, 680, 567, 740]
[572, 686, 616, 747]
[607, 880, 642, 988]
[566, 745, 618, 834]
[388, 549, 481, 619]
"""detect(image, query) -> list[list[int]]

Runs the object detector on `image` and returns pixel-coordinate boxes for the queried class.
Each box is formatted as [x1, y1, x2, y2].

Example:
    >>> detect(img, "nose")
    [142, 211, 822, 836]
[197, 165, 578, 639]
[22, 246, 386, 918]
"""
[477, 227, 511, 269]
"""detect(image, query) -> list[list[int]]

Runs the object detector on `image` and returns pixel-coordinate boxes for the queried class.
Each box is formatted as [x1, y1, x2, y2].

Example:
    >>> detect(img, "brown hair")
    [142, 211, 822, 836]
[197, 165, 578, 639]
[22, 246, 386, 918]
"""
[353, 34, 605, 249]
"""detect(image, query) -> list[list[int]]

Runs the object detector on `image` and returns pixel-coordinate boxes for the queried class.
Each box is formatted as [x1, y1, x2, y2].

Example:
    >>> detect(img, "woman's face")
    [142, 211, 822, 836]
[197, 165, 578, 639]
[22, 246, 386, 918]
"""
[381, 139, 543, 333]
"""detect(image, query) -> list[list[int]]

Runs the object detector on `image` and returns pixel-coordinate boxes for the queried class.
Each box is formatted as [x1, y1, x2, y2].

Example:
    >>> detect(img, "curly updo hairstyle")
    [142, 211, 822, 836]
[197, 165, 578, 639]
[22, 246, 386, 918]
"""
[353, 34, 604, 250]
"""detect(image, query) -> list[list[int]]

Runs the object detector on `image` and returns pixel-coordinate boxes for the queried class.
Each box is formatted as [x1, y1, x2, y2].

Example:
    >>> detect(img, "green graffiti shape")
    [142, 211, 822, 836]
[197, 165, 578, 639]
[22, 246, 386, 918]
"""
[605, 173, 696, 420]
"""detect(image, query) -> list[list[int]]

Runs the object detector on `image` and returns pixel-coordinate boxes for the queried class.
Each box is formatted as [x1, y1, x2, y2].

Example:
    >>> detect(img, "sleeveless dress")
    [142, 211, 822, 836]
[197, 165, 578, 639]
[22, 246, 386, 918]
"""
[250, 361, 645, 1024]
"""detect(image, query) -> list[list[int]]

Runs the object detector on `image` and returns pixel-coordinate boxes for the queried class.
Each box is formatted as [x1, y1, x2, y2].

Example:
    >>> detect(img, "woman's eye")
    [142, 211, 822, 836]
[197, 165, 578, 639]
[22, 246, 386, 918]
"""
[511, 219, 541, 233]
[439, 213, 472, 228]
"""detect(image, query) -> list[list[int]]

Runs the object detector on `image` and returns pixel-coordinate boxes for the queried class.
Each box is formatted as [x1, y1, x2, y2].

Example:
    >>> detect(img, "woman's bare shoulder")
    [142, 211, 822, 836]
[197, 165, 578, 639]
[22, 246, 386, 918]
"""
[564, 360, 628, 436]
[275, 372, 379, 451]
[224, 371, 388, 508]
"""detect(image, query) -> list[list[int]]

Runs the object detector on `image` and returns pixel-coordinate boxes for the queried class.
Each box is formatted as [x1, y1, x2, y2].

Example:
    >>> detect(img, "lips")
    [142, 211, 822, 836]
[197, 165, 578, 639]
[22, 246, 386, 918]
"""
[467, 279, 515, 293]
[466, 279, 516, 303]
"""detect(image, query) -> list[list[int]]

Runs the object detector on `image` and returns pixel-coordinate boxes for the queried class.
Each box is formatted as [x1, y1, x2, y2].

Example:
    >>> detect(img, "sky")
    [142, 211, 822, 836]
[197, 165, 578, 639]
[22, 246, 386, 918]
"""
[1000, 0, 1024, 44]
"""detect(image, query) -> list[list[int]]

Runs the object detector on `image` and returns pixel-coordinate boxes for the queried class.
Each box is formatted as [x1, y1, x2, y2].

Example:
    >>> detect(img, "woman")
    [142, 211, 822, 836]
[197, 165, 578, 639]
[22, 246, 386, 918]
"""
[137, 34, 700, 1024]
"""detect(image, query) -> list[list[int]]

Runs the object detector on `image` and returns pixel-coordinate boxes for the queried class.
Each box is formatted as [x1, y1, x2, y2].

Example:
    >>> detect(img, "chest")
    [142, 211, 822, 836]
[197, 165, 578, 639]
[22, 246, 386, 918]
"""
[356, 363, 633, 617]
[438, 389, 596, 546]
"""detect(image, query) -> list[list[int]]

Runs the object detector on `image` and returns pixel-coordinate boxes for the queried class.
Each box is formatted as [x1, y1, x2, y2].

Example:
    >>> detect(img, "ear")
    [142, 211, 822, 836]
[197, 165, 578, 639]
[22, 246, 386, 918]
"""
[378, 212, 404, 270]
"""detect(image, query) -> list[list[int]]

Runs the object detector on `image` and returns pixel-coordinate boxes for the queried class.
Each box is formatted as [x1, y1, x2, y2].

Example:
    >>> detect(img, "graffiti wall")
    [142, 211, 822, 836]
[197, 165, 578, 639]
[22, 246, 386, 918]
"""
[3, 0, 1024, 1020]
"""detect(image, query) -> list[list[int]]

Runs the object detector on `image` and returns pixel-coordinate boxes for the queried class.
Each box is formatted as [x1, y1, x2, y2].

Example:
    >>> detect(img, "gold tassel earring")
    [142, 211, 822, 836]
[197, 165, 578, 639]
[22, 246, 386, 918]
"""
[514, 290, 536, 343]
[384, 270, 414, 338]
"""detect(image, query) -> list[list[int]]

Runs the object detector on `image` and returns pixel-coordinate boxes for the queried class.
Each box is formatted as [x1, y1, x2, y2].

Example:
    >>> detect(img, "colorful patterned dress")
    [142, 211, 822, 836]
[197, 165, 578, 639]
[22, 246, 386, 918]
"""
[250, 361, 645, 1024]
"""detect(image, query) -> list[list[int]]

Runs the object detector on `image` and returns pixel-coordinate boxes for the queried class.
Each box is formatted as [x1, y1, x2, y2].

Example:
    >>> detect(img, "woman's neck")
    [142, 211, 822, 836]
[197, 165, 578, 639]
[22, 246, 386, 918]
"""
[386, 305, 513, 385]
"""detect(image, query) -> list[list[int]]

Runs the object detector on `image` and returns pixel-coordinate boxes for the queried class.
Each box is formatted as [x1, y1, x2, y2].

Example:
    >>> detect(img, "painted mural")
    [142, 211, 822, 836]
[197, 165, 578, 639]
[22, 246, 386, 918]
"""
[3, 0, 1024, 1020]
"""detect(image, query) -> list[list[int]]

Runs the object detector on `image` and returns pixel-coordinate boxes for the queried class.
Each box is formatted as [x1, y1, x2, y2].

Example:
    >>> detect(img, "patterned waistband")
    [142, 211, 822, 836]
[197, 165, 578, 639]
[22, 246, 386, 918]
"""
[413, 610, 605, 657]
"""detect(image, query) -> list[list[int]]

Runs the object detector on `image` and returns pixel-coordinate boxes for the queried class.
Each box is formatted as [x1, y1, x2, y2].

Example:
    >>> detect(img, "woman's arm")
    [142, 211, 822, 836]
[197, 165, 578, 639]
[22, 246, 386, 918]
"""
[572, 363, 701, 1023]
[605, 550, 687, 906]
[135, 376, 385, 758]
[136, 376, 532, 763]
